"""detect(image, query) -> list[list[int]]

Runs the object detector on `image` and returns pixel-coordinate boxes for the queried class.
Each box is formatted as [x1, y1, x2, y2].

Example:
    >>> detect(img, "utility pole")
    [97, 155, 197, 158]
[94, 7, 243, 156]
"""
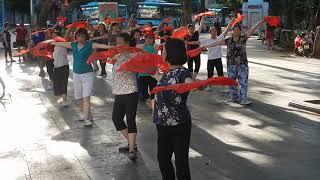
[30, 0, 34, 26]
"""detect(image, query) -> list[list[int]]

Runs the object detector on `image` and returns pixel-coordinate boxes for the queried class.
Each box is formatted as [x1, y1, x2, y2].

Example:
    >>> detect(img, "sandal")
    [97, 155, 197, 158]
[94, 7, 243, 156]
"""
[129, 151, 137, 161]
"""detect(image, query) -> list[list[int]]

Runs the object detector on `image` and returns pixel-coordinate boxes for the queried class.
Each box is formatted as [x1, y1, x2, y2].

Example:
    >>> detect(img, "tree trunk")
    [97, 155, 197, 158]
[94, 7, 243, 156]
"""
[200, 0, 206, 12]
[313, 3, 320, 58]
[37, 0, 55, 27]
[181, 0, 192, 26]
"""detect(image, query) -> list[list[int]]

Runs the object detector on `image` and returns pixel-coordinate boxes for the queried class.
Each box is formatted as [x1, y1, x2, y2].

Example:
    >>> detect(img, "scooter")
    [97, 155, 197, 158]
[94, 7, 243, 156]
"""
[302, 40, 312, 57]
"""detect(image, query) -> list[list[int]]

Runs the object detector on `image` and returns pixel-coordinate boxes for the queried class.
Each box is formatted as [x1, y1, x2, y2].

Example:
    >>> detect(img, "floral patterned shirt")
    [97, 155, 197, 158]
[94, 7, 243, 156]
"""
[225, 35, 248, 66]
[153, 67, 192, 126]
[112, 53, 138, 95]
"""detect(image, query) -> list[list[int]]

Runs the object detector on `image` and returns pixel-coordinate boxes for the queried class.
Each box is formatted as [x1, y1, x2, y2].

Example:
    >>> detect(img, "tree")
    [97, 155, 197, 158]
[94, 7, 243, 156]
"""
[181, 0, 192, 26]
[37, 0, 55, 27]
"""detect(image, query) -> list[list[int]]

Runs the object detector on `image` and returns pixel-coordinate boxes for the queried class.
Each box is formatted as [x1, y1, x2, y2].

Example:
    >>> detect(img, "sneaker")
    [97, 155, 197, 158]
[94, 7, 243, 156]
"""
[99, 73, 107, 78]
[129, 151, 137, 161]
[83, 120, 93, 127]
[239, 99, 252, 106]
[5, 60, 10, 63]
[10, 59, 16, 63]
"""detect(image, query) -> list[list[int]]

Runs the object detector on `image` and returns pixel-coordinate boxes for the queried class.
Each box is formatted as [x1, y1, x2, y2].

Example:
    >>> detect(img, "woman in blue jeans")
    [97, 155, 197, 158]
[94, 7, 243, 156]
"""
[203, 20, 266, 105]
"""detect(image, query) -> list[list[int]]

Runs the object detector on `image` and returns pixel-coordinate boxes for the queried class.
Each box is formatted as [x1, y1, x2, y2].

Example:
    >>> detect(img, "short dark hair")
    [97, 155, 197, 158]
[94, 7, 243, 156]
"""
[130, 29, 142, 46]
[75, 28, 89, 40]
[187, 24, 194, 29]
[117, 32, 131, 45]
[164, 38, 187, 65]
[161, 22, 168, 27]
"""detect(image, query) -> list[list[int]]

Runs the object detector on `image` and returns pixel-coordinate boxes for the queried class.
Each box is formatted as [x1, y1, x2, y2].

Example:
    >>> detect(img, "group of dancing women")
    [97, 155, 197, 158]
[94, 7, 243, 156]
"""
[28, 14, 266, 180]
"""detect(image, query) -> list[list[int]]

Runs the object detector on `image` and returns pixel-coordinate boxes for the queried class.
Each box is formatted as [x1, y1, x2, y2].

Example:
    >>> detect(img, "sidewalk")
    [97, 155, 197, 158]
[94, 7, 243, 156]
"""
[0, 37, 320, 180]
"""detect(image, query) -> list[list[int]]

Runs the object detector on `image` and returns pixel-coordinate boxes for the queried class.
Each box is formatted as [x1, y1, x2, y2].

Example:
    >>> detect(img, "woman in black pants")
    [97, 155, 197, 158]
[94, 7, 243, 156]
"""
[152, 38, 194, 180]
[1, 23, 15, 63]
[111, 33, 139, 161]
[185, 17, 205, 80]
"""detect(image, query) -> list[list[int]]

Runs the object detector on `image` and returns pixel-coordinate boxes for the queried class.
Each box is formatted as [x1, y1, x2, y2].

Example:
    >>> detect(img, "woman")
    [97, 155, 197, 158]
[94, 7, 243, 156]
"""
[51, 30, 69, 106]
[185, 17, 205, 80]
[108, 22, 121, 46]
[91, 23, 109, 77]
[136, 31, 159, 110]
[111, 33, 139, 160]
[31, 25, 46, 77]
[13, 22, 28, 62]
[51, 28, 111, 127]
[186, 20, 233, 79]
[152, 38, 193, 180]
[203, 20, 266, 105]
[1, 23, 15, 63]
[265, 25, 275, 50]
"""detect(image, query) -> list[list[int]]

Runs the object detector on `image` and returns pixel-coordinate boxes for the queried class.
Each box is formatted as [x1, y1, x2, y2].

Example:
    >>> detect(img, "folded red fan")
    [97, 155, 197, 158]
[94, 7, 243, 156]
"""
[57, 16, 67, 24]
[171, 27, 188, 39]
[105, 17, 126, 24]
[117, 52, 169, 75]
[66, 21, 88, 29]
[163, 26, 174, 32]
[86, 46, 142, 64]
[187, 47, 203, 58]
[14, 49, 31, 57]
[231, 13, 245, 26]
[264, 16, 281, 27]
[87, 51, 118, 64]
[31, 29, 49, 35]
[151, 77, 238, 94]
[194, 11, 215, 21]
[53, 36, 67, 42]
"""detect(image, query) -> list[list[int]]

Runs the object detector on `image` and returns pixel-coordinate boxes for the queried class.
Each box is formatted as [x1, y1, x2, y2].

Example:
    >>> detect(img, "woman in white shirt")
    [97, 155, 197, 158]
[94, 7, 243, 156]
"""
[186, 21, 233, 78]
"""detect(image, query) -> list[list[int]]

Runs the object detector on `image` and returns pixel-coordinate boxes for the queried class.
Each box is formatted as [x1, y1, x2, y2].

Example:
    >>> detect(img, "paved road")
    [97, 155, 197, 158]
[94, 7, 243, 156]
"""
[0, 37, 319, 180]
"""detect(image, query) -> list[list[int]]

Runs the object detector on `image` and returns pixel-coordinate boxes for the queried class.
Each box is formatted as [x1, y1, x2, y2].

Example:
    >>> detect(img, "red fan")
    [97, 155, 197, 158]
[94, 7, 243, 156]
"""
[264, 16, 281, 27]
[117, 52, 169, 75]
[87, 51, 118, 64]
[53, 36, 67, 42]
[187, 47, 203, 58]
[14, 49, 31, 57]
[194, 11, 215, 21]
[57, 16, 67, 24]
[151, 77, 238, 94]
[231, 13, 245, 26]
[31, 29, 49, 35]
[171, 27, 188, 39]
[33, 50, 53, 60]
[163, 26, 174, 32]
[105, 17, 126, 24]
[66, 21, 87, 29]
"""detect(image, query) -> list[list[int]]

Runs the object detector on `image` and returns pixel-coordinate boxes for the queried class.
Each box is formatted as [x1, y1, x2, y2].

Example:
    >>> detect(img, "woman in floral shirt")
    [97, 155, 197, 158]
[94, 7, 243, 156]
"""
[203, 20, 266, 105]
[152, 38, 194, 180]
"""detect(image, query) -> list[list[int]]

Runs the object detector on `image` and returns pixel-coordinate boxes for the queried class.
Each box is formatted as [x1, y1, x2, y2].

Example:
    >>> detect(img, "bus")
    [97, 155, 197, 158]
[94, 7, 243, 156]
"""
[80, 2, 128, 25]
[136, 0, 182, 27]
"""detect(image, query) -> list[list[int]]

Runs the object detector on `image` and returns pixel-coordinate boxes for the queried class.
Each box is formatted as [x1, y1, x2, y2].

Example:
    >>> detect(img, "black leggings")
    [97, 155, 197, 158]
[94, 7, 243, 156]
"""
[2, 42, 12, 60]
[112, 93, 138, 133]
[46, 60, 54, 81]
[99, 60, 106, 74]
[53, 65, 69, 96]
[139, 76, 157, 100]
[187, 55, 201, 73]
[207, 58, 224, 78]
[157, 121, 192, 180]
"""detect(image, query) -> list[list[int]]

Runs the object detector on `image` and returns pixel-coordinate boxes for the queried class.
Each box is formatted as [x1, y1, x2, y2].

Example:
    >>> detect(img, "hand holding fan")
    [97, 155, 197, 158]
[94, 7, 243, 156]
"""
[117, 52, 169, 75]
[231, 13, 245, 26]
[194, 11, 215, 21]
[151, 77, 238, 94]
[171, 27, 188, 39]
